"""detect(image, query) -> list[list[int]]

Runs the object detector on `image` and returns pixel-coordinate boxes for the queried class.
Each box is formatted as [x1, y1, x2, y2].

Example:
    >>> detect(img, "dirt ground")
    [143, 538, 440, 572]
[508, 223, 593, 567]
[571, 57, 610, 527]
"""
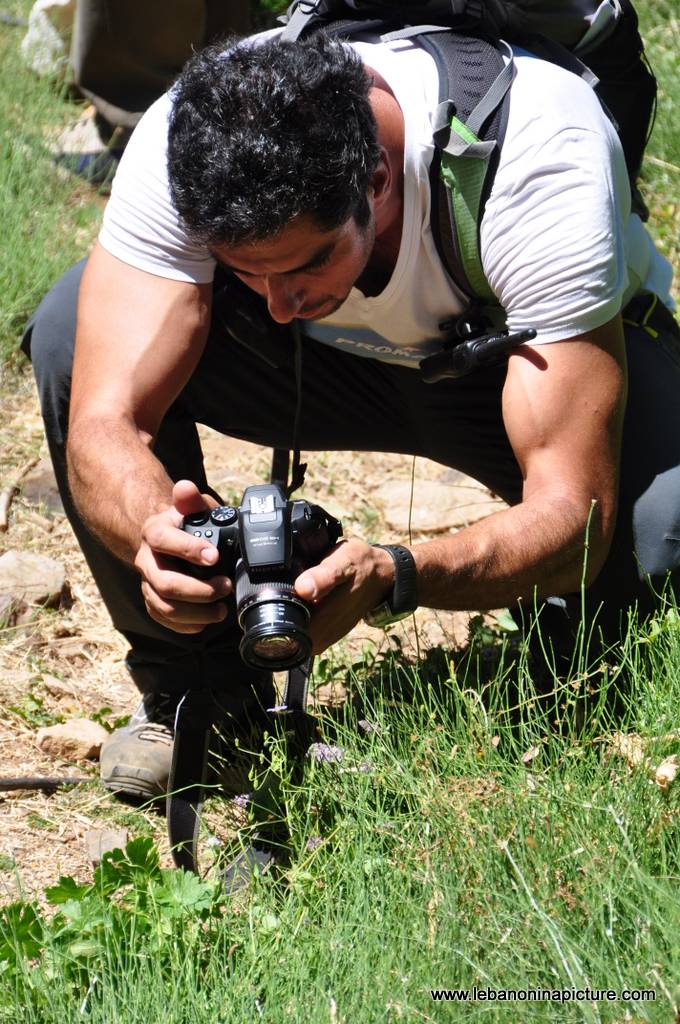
[0, 367, 504, 902]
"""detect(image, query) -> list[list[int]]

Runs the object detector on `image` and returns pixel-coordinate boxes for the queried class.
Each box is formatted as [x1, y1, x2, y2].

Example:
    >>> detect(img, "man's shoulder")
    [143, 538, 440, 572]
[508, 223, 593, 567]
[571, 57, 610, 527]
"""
[510, 47, 613, 137]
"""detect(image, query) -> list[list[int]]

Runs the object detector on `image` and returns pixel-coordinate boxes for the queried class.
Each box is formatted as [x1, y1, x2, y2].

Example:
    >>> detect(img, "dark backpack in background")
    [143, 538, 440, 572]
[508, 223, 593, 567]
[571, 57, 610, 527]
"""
[281, 0, 657, 317]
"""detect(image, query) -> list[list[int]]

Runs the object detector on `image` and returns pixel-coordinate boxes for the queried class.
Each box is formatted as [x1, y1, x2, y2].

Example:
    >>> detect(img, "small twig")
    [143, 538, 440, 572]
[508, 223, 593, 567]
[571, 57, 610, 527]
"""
[0, 776, 93, 792]
[21, 509, 54, 533]
[0, 456, 40, 532]
[645, 154, 680, 174]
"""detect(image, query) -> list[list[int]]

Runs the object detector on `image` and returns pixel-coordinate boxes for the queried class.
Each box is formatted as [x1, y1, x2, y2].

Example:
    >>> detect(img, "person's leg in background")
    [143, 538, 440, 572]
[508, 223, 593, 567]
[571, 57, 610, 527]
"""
[574, 296, 680, 644]
[57, 0, 252, 187]
[371, 299, 680, 690]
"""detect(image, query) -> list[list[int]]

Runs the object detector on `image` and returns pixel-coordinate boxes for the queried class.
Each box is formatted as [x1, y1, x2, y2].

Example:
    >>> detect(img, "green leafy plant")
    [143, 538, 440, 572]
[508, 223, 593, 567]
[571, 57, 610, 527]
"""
[8, 684, 63, 728]
[90, 705, 130, 733]
[0, 837, 227, 1013]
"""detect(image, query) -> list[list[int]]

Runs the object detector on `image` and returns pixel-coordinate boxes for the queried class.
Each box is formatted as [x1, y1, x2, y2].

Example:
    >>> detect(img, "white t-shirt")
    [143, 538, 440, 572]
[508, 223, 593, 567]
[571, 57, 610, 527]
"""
[99, 34, 674, 368]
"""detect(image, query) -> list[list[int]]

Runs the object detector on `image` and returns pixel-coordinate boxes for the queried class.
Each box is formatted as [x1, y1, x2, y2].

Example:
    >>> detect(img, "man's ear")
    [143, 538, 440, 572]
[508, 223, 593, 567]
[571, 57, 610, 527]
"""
[368, 149, 393, 213]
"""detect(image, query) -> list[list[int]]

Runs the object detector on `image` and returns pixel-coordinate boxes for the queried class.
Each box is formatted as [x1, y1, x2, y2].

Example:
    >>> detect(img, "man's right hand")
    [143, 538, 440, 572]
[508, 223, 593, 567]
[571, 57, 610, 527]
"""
[134, 480, 233, 635]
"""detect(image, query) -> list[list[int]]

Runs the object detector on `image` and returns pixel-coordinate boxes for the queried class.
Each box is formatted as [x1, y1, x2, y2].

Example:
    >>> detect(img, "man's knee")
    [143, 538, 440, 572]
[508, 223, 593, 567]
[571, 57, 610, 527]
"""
[634, 467, 680, 578]
[22, 259, 86, 383]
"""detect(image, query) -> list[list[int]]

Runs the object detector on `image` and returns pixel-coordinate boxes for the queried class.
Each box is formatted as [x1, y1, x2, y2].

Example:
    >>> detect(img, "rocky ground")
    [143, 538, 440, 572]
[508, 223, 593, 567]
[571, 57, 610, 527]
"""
[0, 366, 507, 902]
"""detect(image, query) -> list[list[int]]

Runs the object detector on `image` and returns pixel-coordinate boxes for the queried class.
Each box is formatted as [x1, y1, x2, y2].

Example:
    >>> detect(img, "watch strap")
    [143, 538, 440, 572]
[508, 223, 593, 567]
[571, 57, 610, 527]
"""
[371, 544, 418, 616]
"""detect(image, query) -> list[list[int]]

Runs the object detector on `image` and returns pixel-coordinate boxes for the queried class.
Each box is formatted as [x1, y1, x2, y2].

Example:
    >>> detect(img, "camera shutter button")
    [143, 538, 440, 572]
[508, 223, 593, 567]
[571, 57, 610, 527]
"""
[185, 511, 209, 526]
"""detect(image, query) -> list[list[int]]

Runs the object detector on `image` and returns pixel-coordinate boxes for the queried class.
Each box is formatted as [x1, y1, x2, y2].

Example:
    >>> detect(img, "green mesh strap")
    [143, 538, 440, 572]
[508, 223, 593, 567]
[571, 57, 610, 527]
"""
[439, 115, 496, 305]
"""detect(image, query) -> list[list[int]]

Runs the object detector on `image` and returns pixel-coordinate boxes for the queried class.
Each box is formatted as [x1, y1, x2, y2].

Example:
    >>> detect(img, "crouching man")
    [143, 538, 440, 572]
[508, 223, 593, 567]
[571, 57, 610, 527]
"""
[23, 30, 680, 802]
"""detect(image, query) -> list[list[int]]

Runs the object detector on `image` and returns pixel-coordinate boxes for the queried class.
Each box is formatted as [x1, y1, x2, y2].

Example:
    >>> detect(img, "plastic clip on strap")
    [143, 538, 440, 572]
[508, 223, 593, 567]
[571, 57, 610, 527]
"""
[420, 327, 536, 383]
[280, 0, 321, 42]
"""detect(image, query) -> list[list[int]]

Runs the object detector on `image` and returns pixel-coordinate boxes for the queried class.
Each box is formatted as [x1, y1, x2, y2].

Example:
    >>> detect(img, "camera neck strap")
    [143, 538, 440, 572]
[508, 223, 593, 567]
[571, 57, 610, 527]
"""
[167, 659, 315, 874]
[290, 322, 307, 495]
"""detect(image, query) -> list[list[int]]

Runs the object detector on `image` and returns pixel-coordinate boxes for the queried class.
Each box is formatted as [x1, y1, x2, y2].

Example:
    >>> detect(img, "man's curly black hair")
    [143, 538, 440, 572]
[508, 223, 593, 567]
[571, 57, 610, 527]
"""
[167, 32, 381, 246]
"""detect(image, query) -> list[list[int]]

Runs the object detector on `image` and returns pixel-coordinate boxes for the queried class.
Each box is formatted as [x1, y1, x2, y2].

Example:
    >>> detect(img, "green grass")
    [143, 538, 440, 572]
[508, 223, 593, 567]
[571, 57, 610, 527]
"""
[1, 609, 679, 1022]
[0, 2, 102, 366]
[636, 2, 680, 273]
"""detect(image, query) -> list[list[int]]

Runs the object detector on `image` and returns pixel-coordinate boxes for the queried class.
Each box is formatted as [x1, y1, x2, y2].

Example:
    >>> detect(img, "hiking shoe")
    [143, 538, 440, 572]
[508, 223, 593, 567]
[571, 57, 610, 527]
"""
[100, 692, 178, 799]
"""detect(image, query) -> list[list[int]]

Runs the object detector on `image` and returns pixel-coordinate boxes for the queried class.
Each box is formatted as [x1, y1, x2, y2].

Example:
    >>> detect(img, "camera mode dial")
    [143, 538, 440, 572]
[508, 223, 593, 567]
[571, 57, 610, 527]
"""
[210, 506, 238, 525]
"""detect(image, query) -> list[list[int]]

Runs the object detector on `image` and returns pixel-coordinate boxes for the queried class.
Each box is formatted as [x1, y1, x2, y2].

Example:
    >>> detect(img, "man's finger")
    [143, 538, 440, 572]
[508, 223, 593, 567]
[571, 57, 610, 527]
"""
[141, 558, 232, 603]
[141, 582, 229, 625]
[172, 479, 217, 518]
[141, 520, 220, 567]
[295, 545, 353, 602]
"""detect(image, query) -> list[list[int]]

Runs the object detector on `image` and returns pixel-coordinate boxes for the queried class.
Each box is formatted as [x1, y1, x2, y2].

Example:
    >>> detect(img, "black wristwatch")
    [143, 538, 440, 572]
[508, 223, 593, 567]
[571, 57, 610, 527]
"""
[365, 544, 418, 628]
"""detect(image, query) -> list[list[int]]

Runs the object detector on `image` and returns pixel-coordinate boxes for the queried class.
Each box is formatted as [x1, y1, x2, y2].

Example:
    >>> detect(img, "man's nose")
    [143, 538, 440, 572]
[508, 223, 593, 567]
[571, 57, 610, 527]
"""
[264, 275, 302, 324]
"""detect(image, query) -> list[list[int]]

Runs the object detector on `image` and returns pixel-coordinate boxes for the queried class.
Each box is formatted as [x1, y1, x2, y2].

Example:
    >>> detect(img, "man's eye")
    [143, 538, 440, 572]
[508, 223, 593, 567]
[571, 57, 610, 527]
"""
[307, 253, 332, 272]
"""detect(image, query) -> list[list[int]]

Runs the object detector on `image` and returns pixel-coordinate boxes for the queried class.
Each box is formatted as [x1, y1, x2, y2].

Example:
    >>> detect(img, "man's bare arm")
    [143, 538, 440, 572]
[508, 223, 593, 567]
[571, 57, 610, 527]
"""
[296, 315, 627, 651]
[67, 242, 213, 564]
[68, 244, 234, 634]
[410, 315, 627, 609]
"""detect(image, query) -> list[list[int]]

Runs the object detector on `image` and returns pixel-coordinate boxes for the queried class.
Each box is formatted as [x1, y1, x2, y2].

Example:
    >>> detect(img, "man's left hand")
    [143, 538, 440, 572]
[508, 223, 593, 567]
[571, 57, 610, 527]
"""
[295, 539, 396, 654]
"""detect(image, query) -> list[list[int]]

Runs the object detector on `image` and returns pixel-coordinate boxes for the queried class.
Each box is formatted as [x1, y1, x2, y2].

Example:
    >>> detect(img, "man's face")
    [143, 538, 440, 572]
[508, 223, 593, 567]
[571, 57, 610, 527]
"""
[211, 212, 375, 324]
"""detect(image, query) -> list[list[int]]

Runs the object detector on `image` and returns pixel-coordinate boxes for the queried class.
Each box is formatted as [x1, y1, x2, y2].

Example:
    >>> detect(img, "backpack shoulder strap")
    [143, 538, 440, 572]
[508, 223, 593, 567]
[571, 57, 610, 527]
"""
[414, 30, 513, 308]
[283, 14, 514, 314]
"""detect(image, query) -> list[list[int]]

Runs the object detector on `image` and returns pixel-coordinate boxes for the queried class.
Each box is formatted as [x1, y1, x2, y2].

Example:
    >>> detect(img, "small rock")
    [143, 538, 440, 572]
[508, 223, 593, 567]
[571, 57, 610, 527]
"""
[0, 549, 67, 608]
[36, 719, 109, 761]
[40, 674, 78, 699]
[653, 754, 678, 790]
[85, 828, 129, 867]
[20, 0, 74, 79]
[19, 458, 64, 516]
[438, 468, 470, 484]
[375, 479, 503, 533]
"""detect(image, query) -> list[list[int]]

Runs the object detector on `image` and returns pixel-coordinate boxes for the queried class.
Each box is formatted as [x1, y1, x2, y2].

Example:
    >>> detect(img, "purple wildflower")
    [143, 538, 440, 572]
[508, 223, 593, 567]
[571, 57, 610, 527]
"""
[308, 742, 344, 764]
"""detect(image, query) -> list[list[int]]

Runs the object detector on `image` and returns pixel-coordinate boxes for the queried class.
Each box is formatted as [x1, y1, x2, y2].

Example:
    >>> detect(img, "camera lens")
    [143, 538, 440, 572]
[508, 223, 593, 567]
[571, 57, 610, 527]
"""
[235, 562, 312, 670]
[251, 634, 303, 661]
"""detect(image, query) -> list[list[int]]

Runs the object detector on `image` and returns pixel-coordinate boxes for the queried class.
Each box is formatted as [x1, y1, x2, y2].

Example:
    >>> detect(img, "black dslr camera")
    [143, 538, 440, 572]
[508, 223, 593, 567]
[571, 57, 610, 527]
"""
[182, 484, 342, 670]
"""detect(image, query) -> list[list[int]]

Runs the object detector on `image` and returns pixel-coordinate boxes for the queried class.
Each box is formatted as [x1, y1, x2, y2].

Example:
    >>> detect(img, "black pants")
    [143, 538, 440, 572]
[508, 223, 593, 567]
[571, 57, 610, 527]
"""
[22, 261, 680, 692]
